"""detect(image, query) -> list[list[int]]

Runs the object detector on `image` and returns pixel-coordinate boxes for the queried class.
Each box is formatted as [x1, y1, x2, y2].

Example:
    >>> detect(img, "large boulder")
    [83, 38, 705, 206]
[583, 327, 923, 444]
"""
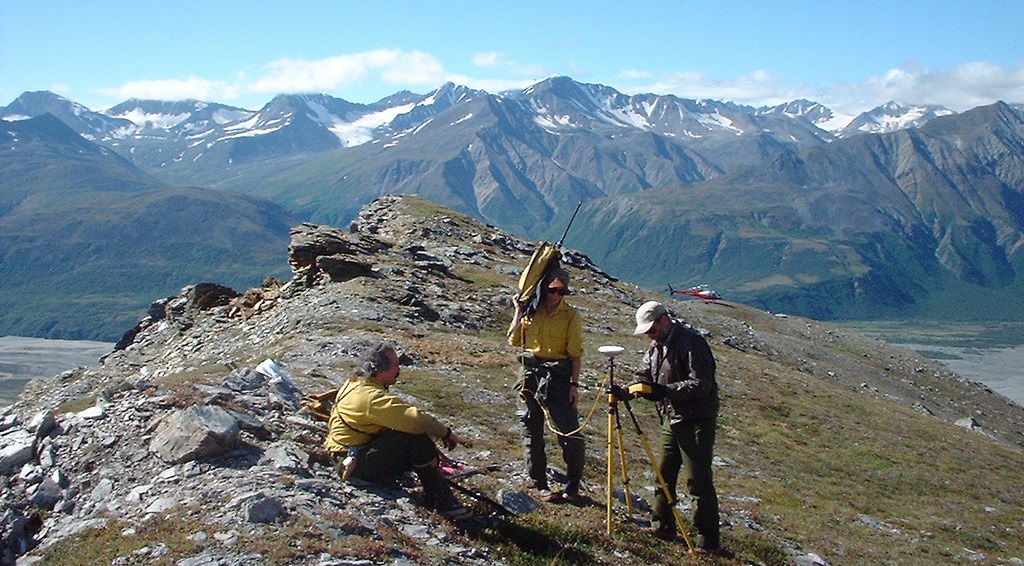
[149, 405, 241, 464]
[0, 429, 35, 475]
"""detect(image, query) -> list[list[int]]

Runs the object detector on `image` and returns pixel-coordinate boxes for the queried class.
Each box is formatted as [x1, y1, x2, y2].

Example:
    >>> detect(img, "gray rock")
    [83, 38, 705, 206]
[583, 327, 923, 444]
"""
[0, 412, 18, 433]
[26, 410, 56, 438]
[28, 477, 62, 510]
[222, 368, 266, 392]
[77, 403, 106, 420]
[144, 496, 178, 514]
[956, 416, 981, 430]
[258, 441, 310, 476]
[149, 405, 240, 464]
[498, 490, 540, 514]
[244, 494, 287, 523]
[0, 429, 34, 474]
[90, 477, 114, 502]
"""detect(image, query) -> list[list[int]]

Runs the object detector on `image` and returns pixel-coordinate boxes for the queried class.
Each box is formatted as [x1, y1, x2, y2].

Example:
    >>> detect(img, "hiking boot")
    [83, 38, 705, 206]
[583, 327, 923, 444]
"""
[538, 489, 561, 503]
[435, 499, 475, 520]
[559, 491, 583, 506]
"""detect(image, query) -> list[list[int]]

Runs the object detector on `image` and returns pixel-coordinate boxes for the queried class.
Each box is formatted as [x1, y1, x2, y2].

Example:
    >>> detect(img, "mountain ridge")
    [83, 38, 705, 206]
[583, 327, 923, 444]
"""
[3, 80, 1024, 340]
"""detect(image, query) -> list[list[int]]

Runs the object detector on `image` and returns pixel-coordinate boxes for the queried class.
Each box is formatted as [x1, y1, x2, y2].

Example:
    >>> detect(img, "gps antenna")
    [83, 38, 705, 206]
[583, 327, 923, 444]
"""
[556, 201, 583, 249]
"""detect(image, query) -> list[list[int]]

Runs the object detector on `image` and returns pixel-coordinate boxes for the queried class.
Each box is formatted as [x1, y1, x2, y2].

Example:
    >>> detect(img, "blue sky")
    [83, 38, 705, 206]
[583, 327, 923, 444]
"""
[2, 0, 1023, 115]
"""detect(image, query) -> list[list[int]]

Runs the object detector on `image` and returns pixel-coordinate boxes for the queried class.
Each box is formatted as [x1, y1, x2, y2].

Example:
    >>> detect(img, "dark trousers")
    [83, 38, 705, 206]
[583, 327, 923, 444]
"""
[652, 418, 720, 549]
[334, 429, 438, 481]
[332, 429, 460, 509]
[518, 365, 585, 491]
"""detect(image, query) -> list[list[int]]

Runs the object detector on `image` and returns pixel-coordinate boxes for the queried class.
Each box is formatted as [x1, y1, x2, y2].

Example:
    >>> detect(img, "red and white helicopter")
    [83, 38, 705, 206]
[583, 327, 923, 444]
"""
[668, 284, 723, 303]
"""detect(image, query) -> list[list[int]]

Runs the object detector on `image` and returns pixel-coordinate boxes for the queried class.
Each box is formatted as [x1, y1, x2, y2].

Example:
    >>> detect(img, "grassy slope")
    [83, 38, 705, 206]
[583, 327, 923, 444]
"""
[390, 201, 1024, 563]
[0, 187, 294, 340]
[413, 296, 1024, 565]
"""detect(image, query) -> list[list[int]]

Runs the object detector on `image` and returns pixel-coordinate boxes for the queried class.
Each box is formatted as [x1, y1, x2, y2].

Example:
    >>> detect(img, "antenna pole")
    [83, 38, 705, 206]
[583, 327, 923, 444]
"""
[556, 201, 583, 249]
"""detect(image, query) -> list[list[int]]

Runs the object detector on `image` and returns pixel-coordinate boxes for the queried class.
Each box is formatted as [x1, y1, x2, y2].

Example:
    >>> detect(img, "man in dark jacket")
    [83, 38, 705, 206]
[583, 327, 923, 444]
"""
[631, 301, 721, 552]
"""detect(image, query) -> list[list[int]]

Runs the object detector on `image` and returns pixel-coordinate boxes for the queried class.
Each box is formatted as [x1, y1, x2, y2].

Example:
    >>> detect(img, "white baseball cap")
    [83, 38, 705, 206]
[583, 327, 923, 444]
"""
[634, 301, 667, 335]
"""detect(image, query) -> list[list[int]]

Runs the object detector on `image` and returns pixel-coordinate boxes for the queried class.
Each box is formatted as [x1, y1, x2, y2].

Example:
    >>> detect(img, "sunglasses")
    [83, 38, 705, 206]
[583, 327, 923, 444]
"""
[546, 287, 571, 296]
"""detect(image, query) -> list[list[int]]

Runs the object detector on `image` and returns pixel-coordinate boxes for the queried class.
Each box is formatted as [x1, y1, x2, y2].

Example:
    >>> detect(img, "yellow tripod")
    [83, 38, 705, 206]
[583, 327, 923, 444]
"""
[599, 345, 633, 535]
[599, 345, 695, 553]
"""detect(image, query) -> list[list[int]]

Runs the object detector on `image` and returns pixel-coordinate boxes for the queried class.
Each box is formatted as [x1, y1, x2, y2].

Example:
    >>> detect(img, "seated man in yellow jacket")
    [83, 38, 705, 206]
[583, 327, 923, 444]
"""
[325, 341, 473, 520]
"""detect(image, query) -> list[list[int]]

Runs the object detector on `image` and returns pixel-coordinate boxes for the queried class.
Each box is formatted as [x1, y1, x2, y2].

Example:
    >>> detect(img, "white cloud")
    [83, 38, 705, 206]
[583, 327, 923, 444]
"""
[611, 62, 1024, 113]
[94, 48, 1024, 115]
[617, 69, 652, 80]
[95, 49, 453, 107]
[850, 61, 1024, 111]
[449, 75, 537, 94]
[98, 76, 241, 103]
[379, 50, 446, 86]
[471, 51, 544, 77]
[248, 49, 446, 95]
[618, 69, 807, 107]
[48, 83, 72, 97]
[473, 52, 501, 67]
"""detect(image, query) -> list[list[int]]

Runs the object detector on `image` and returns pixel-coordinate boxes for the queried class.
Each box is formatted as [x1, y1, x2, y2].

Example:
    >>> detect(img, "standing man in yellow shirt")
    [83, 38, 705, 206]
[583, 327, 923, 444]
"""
[508, 267, 585, 504]
[325, 341, 473, 520]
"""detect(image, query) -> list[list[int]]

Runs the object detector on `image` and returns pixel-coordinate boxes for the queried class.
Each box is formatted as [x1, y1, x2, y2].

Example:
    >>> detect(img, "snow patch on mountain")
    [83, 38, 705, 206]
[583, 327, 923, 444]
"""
[328, 102, 417, 146]
[816, 112, 855, 133]
[533, 112, 578, 132]
[449, 113, 473, 126]
[113, 109, 191, 130]
[603, 104, 654, 130]
[212, 108, 255, 125]
[220, 114, 288, 140]
[698, 111, 743, 135]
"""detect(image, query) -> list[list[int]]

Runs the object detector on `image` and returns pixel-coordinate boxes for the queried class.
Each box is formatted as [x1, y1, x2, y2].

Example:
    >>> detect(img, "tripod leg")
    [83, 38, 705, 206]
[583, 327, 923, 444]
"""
[606, 399, 615, 535]
[614, 409, 634, 518]
[622, 399, 696, 553]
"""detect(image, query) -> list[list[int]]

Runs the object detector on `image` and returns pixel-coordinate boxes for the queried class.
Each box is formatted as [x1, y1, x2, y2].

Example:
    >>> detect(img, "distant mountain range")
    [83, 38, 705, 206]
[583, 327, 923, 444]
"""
[3, 78, 1024, 340]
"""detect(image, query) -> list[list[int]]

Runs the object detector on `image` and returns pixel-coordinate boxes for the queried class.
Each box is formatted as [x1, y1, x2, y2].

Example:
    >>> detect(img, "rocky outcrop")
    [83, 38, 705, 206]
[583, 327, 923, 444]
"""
[287, 223, 384, 286]
[0, 196, 550, 565]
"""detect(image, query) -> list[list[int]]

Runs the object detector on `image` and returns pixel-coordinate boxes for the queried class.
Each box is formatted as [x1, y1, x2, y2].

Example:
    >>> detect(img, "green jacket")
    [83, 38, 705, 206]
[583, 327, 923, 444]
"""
[324, 378, 449, 454]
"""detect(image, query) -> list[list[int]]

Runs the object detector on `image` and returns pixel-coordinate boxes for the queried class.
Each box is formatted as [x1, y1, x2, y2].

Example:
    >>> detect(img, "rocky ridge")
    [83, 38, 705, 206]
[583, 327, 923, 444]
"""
[2, 196, 1023, 565]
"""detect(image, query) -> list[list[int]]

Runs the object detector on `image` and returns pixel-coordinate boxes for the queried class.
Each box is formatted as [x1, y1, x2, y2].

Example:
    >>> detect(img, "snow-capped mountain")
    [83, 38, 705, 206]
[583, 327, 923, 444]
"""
[756, 99, 854, 135]
[2, 91, 135, 141]
[104, 99, 255, 138]
[4, 79, 1024, 337]
[2, 79, 982, 230]
[839, 101, 955, 137]
[2, 79, 959, 176]
[508, 77, 832, 142]
[0, 84, 495, 175]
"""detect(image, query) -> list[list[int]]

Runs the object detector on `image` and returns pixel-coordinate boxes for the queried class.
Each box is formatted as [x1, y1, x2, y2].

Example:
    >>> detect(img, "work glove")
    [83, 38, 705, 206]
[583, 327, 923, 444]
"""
[631, 381, 667, 402]
[441, 428, 459, 451]
[609, 384, 632, 401]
